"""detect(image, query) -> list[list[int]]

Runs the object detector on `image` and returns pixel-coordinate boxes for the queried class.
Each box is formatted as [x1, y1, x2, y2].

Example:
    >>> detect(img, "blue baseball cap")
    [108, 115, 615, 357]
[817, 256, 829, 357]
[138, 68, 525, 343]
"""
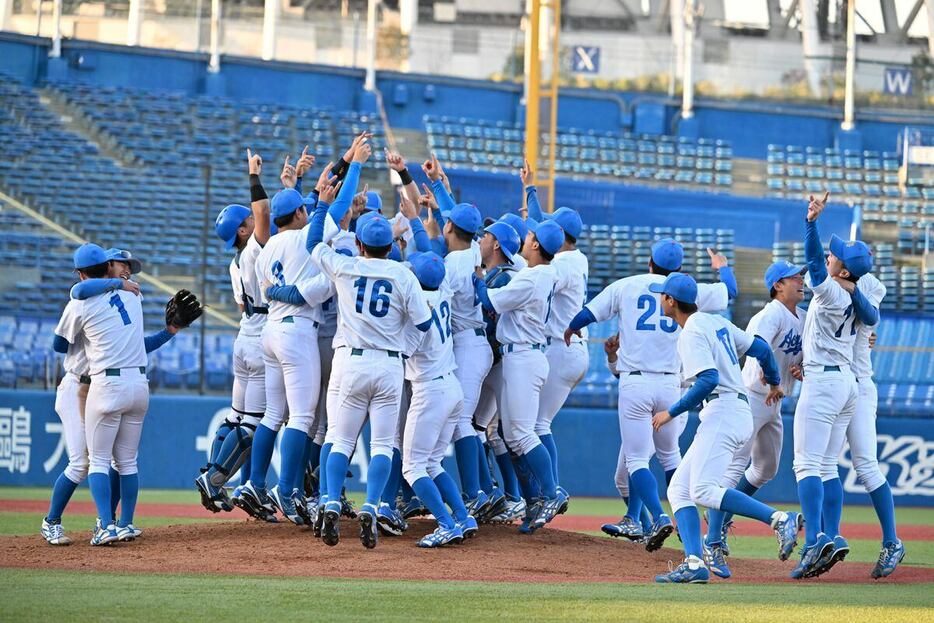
[648, 272, 698, 305]
[499, 213, 528, 242]
[215, 204, 252, 249]
[651, 238, 684, 272]
[365, 191, 382, 212]
[73, 243, 108, 270]
[355, 210, 381, 234]
[764, 260, 807, 292]
[484, 221, 520, 262]
[271, 188, 313, 220]
[335, 248, 353, 257]
[449, 203, 482, 235]
[358, 215, 394, 247]
[106, 248, 142, 274]
[529, 219, 565, 256]
[410, 251, 446, 289]
[547, 207, 582, 240]
[829, 234, 873, 279]
[388, 242, 402, 262]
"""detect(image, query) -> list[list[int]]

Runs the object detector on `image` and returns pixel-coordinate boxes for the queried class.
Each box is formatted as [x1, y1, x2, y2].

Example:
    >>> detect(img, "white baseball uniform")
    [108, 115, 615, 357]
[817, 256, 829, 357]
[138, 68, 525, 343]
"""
[537, 248, 590, 437]
[229, 234, 267, 425]
[585, 274, 730, 481]
[488, 263, 557, 456]
[310, 243, 432, 460]
[54, 324, 90, 485]
[836, 273, 887, 491]
[792, 273, 859, 481]
[721, 299, 805, 489]
[401, 286, 465, 484]
[314, 294, 338, 445]
[445, 246, 493, 442]
[667, 312, 756, 512]
[56, 290, 149, 478]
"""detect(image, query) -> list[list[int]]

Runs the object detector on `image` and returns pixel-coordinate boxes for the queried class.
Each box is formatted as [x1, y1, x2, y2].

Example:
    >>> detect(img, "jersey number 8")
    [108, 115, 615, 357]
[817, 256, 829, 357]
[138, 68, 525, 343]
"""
[354, 277, 393, 318]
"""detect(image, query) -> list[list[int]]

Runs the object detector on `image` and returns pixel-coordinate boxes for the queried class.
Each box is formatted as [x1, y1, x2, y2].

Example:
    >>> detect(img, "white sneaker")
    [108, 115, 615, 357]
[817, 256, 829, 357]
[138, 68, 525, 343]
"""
[90, 519, 119, 546]
[116, 525, 137, 542]
[41, 518, 72, 546]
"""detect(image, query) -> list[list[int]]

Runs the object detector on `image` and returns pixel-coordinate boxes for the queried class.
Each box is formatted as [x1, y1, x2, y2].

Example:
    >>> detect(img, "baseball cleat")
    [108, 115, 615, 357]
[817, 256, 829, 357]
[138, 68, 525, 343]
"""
[772, 511, 803, 561]
[194, 473, 234, 513]
[269, 485, 304, 525]
[238, 481, 278, 521]
[703, 510, 733, 556]
[812, 535, 849, 577]
[41, 518, 72, 546]
[358, 503, 379, 549]
[313, 499, 327, 538]
[400, 496, 428, 520]
[538, 494, 566, 527]
[457, 515, 479, 539]
[90, 519, 119, 546]
[465, 490, 492, 520]
[489, 496, 526, 524]
[871, 539, 905, 579]
[123, 523, 142, 539]
[644, 514, 674, 552]
[703, 543, 731, 579]
[418, 524, 464, 548]
[340, 490, 358, 519]
[790, 532, 834, 579]
[376, 503, 408, 536]
[115, 525, 137, 542]
[654, 557, 710, 584]
[479, 488, 507, 522]
[321, 501, 341, 547]
[523, 498, 546, 533]
[556, 486, 570, 515]
[602, 515, 644, 540]
[292, 489, 312, 526]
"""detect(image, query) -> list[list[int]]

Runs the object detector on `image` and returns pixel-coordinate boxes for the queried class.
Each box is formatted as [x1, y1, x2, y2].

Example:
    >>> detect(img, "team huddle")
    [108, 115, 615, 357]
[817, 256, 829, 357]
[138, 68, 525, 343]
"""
[40, 131, 904, 583]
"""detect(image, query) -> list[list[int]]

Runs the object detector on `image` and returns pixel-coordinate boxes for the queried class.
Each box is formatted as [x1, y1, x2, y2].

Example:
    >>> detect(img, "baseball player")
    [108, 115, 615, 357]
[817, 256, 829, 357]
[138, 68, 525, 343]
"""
[648, 272, 801, 584]
[421, 154, 495, 516]
[196, 149, 276, 517]
[703, 260, 807, 572]
[400, 251, 479, 547]
[311, 201, 434, 549]
[565, 238, 737, 550]
[473, 219, 565, 532]
[790, 191, 875, 579]
[841, 272, 903, 578]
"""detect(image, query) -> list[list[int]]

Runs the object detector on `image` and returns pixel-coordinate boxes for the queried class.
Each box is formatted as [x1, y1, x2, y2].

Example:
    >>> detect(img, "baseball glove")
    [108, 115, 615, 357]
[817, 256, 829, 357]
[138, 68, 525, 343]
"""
[165, 289, 204, 328]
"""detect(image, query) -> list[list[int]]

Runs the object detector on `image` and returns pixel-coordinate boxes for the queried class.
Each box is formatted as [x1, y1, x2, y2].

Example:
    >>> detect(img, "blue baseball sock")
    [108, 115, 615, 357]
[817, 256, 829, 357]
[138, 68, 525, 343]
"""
[539, 433, 559, 485]
[401, 478, 415, 504]
[308, 441, 322, 474]
[721, 475, 759, 527]
[674, 507, 703, 559]
[380, 448, 403, 506]
[719, 488, 776, 525]
[705, 509, 727, 546]
[239, 455, 252, 487]
[454, 436, 481, 497]
[512, 454, 542, 501]
[821, 477, 844, 538]
[118, 474, 139, 527]
[249, 424, 278, 489]
[868, 482, 898, 545]
[88, 472, 114, 524]
[475, 437, 494, 494]
[434, 471, 469, 522]
[318, 442, 333, 503]
[297, 435, 313, 492]
[640, 505, 653, 532]
[46, 473, 79, 521]
[365, 454, 392, 506]
[109, 466, 120, 517]
[494, 452, 521, 499]
[523, 444, 557, 499]
[412, 476, 455, 529]
[664, 468, 677, 486]
[325, 450, 350, 505]
[624, 479, 643, 521]
[277, 427, 306, 493]
[797, 476, 824, 546]
[630, 468, 664, 519]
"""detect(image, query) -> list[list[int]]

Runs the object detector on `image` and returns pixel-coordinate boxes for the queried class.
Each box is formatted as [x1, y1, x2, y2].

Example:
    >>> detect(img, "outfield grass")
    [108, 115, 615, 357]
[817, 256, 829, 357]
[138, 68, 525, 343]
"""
[0, 569, 930, 623]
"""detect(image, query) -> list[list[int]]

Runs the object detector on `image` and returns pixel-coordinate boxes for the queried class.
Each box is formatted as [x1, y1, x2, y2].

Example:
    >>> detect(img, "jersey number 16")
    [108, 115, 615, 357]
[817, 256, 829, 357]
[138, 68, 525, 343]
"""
[354, 277, 393, 318]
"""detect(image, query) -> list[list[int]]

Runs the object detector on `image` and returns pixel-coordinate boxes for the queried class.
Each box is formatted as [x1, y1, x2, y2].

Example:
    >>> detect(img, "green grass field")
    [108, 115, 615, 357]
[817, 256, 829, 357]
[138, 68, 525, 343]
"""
[1, 487, 931, 621]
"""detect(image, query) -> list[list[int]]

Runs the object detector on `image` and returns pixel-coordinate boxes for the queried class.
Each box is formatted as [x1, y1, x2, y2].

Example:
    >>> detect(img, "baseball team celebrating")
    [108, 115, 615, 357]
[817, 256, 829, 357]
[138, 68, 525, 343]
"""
[39, 130, 905, 583]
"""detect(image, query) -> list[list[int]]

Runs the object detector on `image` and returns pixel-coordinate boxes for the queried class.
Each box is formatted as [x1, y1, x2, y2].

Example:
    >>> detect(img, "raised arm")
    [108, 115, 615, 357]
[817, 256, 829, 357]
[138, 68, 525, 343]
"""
[520, 159, 544, 221]
[385, 148, 421, 207]
[804, 191, 830, 287]
[398, 187, 431, 253]
[248, 149, 271, 246]
[707, 247, 738, 299]
[307, 173, 340, 252]
[293, 145, 315, 196]
[423, 153, 454, 223]
[327, 141, 370, 227]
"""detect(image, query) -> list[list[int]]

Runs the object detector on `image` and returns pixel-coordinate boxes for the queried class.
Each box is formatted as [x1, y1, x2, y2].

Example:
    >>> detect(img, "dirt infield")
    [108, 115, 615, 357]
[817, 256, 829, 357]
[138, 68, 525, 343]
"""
[2, 519, 932, 584]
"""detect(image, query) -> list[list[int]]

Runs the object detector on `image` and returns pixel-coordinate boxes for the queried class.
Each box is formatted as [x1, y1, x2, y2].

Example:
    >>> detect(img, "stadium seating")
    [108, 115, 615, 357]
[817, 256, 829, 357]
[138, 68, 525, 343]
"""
[424, 114, 734, 190]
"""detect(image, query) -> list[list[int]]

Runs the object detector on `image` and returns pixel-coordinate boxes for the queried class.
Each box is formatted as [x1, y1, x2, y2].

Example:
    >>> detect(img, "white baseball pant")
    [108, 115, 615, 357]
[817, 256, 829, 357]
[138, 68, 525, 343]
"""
[720, 391, 783, 489]
[324, 345, 350, 445]
[793, 365, 858, 481]
[232, 333, 266, 420]
[402, 373, 464, 483]
[536, 340, 588, 436]
[261, 318, 321, 434]
[498, 347, 548, 456]
[313, 335, 334, 445]
[54, 373, 90, 483]
[617, 373, 685, 474]
[474, 359, 502, 431]
[452, 329, 493, 442]
[836, 378, 886, 492]
[668, 395, 754, 512]
[84, 369, 149, 476]
[330, 349, 404, 460]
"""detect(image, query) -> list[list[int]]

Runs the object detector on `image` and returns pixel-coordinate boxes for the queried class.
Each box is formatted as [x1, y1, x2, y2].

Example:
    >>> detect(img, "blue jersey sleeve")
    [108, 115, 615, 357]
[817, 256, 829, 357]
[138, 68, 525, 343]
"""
[525, 185, 544, 222]
[326, 161, 362, 227]
[472, 274, 496, 313]
[850, 286, 879, 326]
[72, 278, 124, 300]
[266, 285, 306, 305]
[746, 336, 781, 386]
[431, 178, 455, 221]
[144, 329, 174, 353]
[718, 266, 738, 299]
[53, 334, 70, 354]
[409, 216, 431, 253]
[804, 219, 828, 287]
[568, 308, 597, 332]
[669, 368, 719, 416]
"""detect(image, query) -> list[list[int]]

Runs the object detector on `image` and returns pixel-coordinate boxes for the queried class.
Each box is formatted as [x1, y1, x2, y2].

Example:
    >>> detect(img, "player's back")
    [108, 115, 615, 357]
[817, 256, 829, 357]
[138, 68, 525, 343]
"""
[679, 312, 752, 396]
[802, 273, 860, 368]
[741, 299, 804, 395]
[852, 272, 886, 379]
[405, 287, 457, 382]
[586, 273, 729, 375]
[230, 234, 267, 336]
[444, 246, 484, 333]
[255, 228, 323, 323]
[492, 263, 557, 346]
[65, 290, 145, 375]
[546, 249, 589, 340]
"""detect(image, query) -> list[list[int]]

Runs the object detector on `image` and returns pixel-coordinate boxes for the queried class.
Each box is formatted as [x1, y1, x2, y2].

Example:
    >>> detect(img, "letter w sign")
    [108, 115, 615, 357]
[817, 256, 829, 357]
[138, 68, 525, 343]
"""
[883, 67, 912, 96]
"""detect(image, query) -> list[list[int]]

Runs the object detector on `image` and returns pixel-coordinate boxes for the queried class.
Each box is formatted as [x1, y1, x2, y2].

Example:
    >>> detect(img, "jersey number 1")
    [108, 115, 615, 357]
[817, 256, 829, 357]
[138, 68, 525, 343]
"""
[354, 277, 393, 318]
[109, 294, 132, 326]
[834, 305, 858, 338]
[716, 327, 739, 365]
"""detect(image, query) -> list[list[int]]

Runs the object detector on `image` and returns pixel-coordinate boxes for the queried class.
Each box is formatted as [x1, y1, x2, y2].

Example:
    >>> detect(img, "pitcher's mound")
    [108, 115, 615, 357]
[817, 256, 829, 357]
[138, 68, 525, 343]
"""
[2, 519, 930, 584]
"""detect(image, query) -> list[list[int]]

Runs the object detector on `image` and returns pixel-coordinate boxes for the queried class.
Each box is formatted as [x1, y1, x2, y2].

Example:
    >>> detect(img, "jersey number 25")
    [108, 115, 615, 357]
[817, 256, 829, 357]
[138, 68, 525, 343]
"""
[636, 294, 677, 333]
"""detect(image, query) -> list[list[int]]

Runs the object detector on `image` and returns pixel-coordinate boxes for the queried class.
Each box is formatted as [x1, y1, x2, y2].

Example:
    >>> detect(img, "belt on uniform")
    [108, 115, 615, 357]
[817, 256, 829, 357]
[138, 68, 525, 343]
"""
[248, 306, 269, 316]
[546, 336, 583, 346]
[104, 366, 146, 377]
[78, 375, 92, 385]
[705, 392, 748, 405]
[473, 328, 485, 337]
[823, 365, 840, 372]
[281, 316, 319, 328]
[350, 348, 399, 358]
[499, 343, 545, 355]
[627, 371, 676, 376]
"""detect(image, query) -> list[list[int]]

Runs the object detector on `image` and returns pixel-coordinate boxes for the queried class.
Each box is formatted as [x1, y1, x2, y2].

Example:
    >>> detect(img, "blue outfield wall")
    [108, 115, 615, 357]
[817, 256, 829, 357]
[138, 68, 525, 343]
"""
[0, 390, 931, 507]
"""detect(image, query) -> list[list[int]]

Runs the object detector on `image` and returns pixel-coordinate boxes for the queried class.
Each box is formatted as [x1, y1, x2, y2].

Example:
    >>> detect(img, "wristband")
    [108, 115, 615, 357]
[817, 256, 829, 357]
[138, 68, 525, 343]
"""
[398, 168, 413, 185]
[249, 174, 267, 202]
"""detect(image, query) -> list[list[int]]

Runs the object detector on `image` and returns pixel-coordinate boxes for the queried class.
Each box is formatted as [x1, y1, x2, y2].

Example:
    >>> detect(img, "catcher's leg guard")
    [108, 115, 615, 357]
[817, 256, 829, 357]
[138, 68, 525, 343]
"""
[206, 419, 258, 488]
[206, 420, 237, 472]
